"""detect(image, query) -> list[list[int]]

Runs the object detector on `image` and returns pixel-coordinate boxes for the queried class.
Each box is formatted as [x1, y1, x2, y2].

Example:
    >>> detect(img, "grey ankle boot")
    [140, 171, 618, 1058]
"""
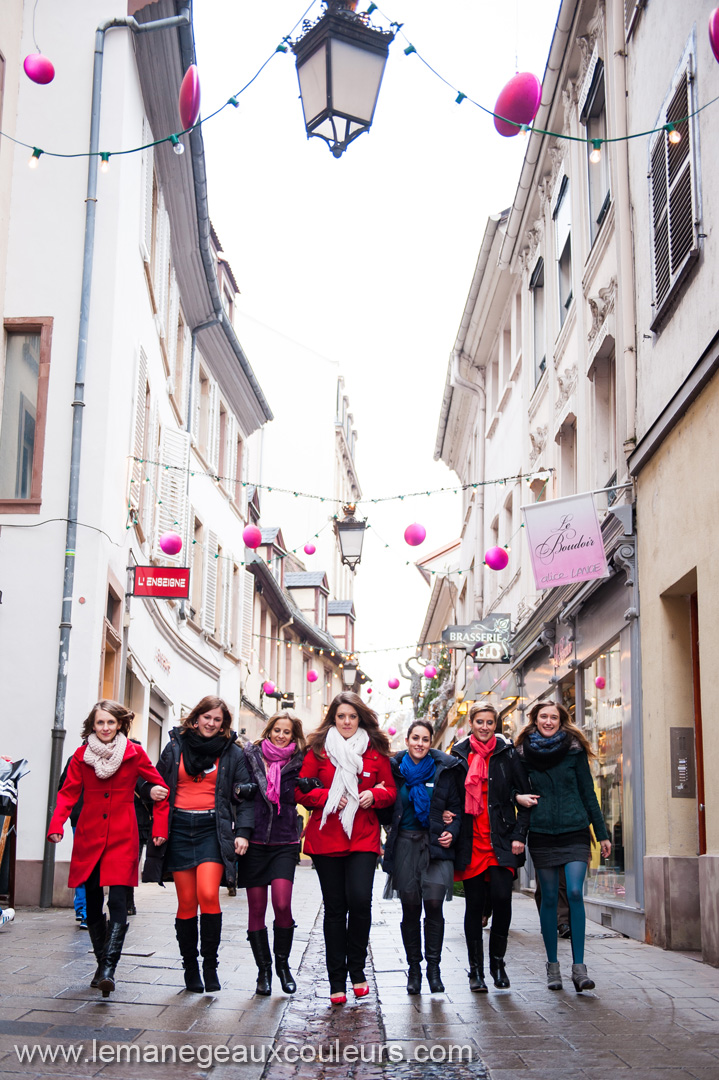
[546, 961, 562, 990]
[571, 963, 595, 992]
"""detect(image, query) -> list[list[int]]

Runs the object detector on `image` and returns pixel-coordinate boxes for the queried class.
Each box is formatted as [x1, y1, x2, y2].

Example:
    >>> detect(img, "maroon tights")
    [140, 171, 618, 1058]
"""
[247, 878, 294, 931]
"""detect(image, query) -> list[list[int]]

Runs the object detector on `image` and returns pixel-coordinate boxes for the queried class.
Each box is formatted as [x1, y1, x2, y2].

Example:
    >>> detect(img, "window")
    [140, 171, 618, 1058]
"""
[317, 591, 327, 632]
[649, 58, 698, 326]
[100, 581, 123, 699]
[593, 354, 617, 489]
[554, 177, 573, 325]
[232, 432, 244, 509]
[558, 415, 577, 496]
[581, 60, 611, 244]
[0, 319, 52, 511]
[529, 259, 546, 384]
[190, 516, 204, 619]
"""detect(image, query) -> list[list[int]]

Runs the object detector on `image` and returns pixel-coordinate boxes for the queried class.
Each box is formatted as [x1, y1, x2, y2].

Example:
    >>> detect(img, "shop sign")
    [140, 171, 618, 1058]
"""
[522, 492, 609, 590]
[133, 566, 190, 598]
[442, 615, 511, 662]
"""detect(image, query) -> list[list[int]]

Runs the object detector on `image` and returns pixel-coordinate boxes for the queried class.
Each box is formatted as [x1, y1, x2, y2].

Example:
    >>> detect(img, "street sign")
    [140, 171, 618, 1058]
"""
[442, 615, 511, 662]
[133, 566, 190, 598]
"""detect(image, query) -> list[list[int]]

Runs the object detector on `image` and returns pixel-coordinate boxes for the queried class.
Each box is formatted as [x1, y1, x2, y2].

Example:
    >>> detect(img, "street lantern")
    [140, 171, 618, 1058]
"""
[292, 1, 395, 158]
[342, 660, 358, 689]
[334, 504, 367, 570]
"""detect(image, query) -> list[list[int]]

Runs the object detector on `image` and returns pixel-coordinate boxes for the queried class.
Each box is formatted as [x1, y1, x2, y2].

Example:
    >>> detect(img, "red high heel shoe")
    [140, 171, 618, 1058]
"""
[330, 992, 347, 1005]
[352, 983, 370, 998]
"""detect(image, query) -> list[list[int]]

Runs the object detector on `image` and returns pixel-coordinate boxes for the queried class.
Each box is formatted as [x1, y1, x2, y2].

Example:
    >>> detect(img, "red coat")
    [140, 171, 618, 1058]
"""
[48, 741, 169, 888]
[296, 747, 396, 856]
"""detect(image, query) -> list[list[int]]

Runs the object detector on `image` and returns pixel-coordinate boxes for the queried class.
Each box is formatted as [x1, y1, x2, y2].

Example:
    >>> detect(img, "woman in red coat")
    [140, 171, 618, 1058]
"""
[48, 700, 168, 997]
[296, 692, 396, 1004]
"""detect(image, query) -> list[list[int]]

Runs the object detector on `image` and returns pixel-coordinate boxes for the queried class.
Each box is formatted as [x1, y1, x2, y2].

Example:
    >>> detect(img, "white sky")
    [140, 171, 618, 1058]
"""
[193, 0, 561, 715]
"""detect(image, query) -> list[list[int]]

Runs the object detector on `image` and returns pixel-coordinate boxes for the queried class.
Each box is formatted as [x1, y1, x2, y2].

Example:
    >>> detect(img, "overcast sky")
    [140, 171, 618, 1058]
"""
[193, 0, 561, 715]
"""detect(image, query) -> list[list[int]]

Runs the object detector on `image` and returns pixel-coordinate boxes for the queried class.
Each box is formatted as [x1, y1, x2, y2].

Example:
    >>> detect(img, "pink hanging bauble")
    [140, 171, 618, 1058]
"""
[485, 546, 509, 571]
[494, 72, 542, 137]
[263, 681, 276, 696]
[404, 523, 427, 547]
[595, 676, 606, 690]
[388, 677, 400, 690]
[304, 543, 316, 555]
[424, 665, 437, 680]
[159, 531, 183, 555]
[710, 8, 719, 63]
[24, 54, 55, 85]
[457, 727, 465, 738]
[306, 669, 318, 683]
[367, 687, 372, 694]
[387, 726, 397, 736]
[243, 524, 262, 549]
[179, 64, 201, 129]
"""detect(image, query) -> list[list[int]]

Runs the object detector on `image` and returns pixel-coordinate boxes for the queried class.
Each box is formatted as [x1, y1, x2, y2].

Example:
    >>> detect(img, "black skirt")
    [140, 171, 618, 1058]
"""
[236, 842, 299, 888]
[529, 828, 591, 869]
[166, 809, 222, 872]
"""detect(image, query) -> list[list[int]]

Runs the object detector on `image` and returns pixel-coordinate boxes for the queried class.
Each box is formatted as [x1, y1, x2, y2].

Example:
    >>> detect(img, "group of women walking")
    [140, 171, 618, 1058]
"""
[49, 690, 610, 1000]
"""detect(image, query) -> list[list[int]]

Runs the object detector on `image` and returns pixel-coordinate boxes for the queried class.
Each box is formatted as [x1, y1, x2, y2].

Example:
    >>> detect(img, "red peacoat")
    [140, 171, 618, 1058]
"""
[48, 741, 169, 888]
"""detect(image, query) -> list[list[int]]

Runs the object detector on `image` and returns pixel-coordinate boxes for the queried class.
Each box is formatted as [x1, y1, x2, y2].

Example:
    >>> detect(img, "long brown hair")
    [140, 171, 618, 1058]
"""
[181, 696, 234, 739]
[256, 710, 306, 753]
[515, 700, 594, 757]
[81, 700, 134, 739]
[307, 692, 390, 757]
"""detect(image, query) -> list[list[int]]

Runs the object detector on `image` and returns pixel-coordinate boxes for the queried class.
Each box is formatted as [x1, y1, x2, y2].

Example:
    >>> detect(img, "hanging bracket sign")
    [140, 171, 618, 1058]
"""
[442, 615, 511, 662]
[132, 566, 190, 599]
[522, 492, 609, 590]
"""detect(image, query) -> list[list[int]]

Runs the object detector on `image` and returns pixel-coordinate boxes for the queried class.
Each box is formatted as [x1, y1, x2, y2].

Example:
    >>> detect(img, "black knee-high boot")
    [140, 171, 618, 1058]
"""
[175, 917, 204, 993]
[96, 922, 129, 997]
[273, 923, 297, 994]
[87, 917, 107, 988]
[489, 931, 510, 988]
[400, 920, 423, 995]
[248, 928, 272, 995]
[467, 933, 488, 992]
[200, 913, 222, 992]
[424, 918, 445, 994]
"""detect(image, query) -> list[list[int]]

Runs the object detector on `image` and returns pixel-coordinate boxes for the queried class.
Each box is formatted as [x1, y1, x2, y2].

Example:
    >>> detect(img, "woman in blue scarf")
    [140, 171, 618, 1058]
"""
[382, 721, 462, 994]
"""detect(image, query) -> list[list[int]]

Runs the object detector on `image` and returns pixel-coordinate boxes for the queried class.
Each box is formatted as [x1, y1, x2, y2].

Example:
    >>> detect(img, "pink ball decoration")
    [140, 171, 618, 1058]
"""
[387, 726, 397, 736]
[710, 8, 719, 63]
[404, 523, 427, 547]
[424, 665, 437, 680]
[263, 681, 276, 696]
[595, 676, 606, 690]
[179, 64, 201, 129]
[306, 669, 318, 683]
[243, 524, 262, 549]
[367, 687, 372, 694]
[457, 728, 465, 738]
[303, 543, 316, 555]
[159, 530, 183, 556]
[388, 677, 400, 690]
[485, 546, 509, 571]
[24, 54, 55, 85]
[493, 72, 542, 137]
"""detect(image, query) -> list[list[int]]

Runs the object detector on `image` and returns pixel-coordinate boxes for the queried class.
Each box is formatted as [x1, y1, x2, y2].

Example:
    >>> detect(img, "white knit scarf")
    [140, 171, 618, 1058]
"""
[320, 725, 369, 838]
[84, 732, 128, 779]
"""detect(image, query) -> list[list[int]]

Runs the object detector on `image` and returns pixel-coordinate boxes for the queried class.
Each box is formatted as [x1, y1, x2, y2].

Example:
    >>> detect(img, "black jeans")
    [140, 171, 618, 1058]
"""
[84, 861, 128, 926]
[463, 865, 514, 941]
[313, 852, 376, 991]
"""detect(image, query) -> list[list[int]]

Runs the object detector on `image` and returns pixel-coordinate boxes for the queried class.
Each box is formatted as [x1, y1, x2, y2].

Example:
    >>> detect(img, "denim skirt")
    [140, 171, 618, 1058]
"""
[166, 809, 222, 872]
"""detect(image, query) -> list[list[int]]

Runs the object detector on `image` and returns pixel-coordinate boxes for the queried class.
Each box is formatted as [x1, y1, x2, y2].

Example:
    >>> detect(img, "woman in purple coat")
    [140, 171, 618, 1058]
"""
[235, 711, 306, 996]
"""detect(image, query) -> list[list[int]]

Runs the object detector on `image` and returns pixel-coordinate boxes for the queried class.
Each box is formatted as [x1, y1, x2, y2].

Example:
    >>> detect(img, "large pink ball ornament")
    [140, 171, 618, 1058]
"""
[710, 8, 719, 63]
[388, 677, 400, 690]
[485, 546, 509, 571]
[494, 72, 542, 137]
[306, 669, 318, 683]
[304, 543, 316, 555]
[367, 687, 373, 694]
[243, 524, 262, 549]
[404, 523, 427, 547]
[424, 665, 437, 680]
[159, 531, 183, 555]
[387, 726, 397, 736]
[457, 728, 465, 738]
[595, 676, 606, 690]
[24, 54, 55, 85]
[179, 64, 201, 129]
[263, 681, 276, 696]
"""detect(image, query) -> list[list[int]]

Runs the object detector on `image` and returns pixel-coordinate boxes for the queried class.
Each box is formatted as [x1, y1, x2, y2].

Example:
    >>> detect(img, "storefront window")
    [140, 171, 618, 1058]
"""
[583, 643, 625, 902]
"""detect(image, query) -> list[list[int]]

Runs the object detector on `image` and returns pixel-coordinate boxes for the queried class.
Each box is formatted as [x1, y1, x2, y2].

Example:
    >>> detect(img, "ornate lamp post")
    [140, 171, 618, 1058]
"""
[334, 504, 367, 570]
[292, 1, 394, 157]
[342, 659, 358, 690]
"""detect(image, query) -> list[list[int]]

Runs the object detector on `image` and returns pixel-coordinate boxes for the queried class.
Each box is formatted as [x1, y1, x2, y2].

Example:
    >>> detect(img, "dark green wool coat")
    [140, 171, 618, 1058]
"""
[518, 742, 609, 841]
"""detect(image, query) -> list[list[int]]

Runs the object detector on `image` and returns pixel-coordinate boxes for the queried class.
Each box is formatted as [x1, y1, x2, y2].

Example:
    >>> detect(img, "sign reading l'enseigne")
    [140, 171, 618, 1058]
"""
[133, 566, 190, 599]
[442, 615, 511, 662]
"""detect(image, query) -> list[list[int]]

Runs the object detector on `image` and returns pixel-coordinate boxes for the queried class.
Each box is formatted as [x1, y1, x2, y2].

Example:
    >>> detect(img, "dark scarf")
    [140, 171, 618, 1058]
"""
[181, 728, 228, 778]
[399, 752, 436, 828]
[522, 728, 572, 770]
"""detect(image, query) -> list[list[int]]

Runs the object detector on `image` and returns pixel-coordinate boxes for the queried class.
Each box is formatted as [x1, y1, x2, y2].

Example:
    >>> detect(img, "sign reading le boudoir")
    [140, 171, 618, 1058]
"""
[133, 566, 190, 599]
[442, 615, 511, 662]
[522, 492, 609, 591]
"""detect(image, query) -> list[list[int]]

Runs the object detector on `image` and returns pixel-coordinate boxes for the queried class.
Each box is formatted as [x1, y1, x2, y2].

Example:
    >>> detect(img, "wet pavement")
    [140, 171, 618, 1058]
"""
[1, 864, 719, 1079]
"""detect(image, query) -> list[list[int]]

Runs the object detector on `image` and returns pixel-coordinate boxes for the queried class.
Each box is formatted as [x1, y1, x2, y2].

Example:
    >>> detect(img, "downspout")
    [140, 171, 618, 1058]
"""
[41, 4, 192, 908]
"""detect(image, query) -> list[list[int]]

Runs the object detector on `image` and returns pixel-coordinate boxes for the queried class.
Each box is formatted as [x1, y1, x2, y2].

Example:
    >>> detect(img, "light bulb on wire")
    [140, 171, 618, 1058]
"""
[667, 125, 682, 145]
[28, 147, 42, 169]
[100, 153, 110, 174]
[169, 134, 185, 156]
[589, 139, 602, 164]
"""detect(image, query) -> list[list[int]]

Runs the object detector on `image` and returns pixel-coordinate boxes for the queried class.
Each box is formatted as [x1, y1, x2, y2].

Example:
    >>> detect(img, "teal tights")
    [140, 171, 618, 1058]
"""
[536, 862, 587, 963]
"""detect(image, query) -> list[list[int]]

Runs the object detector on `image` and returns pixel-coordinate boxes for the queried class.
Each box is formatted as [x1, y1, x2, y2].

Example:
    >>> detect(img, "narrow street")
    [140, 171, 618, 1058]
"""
[2, 867, 719, 1080]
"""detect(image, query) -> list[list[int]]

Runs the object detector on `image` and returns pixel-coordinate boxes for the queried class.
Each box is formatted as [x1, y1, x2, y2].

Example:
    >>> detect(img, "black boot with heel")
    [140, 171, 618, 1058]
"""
[200, 912, 222, 992]
[400, 920, 423, 995]
[248, 928, 272, 996]
[175, 916, 204, 993]
[273, 923, 297, 994]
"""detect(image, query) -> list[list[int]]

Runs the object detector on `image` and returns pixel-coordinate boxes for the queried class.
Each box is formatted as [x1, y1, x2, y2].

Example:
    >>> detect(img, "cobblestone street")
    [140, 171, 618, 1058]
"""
[2, 866, 719, 1080]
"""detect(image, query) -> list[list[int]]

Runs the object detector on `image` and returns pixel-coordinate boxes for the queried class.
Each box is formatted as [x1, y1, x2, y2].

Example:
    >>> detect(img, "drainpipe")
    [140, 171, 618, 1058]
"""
[41, 5, 192, 909]
[450, 354, 486, 618]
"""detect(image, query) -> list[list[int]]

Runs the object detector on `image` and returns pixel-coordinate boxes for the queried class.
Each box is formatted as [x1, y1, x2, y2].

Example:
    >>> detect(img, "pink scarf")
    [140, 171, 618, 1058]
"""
[464, 734, 496, 816]
[262, 740, 296, 814]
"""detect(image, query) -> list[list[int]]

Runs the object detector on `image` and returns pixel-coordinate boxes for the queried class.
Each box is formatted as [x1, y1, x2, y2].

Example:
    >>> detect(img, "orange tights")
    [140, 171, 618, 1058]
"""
[173, 863, 224, 918]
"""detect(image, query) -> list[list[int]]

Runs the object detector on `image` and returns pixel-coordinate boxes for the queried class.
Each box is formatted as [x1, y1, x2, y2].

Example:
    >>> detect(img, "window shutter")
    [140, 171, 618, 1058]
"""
[241, 569, 254, 660]
[129, 347, 148, 511]
[191, 360, 201, 444]
[166, 271, 180, 380]
[225, 414, 237, 490]
[202, 530, 218, 634]
[152, 427, 191, 564]
[178, 323, 192, 427]
[220, 551, 234, 647]
[141, 402, 159, 543]
[140, 120, 154, 263]
[207, 381, 220, 471]
[154, 193, 170, 327]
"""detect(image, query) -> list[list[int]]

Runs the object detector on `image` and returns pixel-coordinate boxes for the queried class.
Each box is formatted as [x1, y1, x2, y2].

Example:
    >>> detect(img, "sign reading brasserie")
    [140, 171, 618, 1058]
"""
[442, 615, 511, 663]
[521, 492, 609, 591]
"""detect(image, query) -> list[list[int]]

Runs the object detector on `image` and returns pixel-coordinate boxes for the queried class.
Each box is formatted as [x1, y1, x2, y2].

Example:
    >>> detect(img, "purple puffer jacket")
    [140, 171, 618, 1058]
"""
[243, 743, 304, 846]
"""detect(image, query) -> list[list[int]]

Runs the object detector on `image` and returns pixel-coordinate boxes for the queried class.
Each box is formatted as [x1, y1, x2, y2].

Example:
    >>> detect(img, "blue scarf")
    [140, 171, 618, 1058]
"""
[399, 753, 436, 828]
[524, 728, 571, 770]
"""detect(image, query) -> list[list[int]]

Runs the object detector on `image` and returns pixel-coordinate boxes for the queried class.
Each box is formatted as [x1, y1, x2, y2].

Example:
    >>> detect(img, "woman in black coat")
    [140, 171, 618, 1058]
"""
[142, 696, 254, 994]
[447, 703, 533, 992]
[382, 720, 462, 994]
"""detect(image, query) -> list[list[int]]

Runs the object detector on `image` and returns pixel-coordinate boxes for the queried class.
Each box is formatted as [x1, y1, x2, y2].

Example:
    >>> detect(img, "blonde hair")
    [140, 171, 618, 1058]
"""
[256, 711, 306, 753]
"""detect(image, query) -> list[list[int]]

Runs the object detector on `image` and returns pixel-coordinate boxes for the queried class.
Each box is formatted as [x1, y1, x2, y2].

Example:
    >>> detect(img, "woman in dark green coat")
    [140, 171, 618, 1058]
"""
[516, 701, 611, 994]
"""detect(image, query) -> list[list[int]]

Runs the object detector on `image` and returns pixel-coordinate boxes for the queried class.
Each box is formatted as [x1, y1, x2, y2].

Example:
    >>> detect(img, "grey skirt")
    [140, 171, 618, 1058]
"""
[529, 828, 591, 869]
[383, 829, 453, 903]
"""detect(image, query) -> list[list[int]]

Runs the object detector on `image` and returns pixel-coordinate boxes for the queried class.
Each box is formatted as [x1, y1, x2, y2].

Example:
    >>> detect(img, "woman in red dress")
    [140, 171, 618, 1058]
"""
[48, 701, 169, 997]
[296, 692, 396, 1004]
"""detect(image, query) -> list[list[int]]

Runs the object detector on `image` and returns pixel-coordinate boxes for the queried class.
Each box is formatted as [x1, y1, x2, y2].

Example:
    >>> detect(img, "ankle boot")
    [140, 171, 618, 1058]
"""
[175, 917, 204, 993]
[97, 922, 129, 997]
[247, 928, 272, 996]
[489, 931, 510, 989]
[424, 918, 445, 993]
[546, 961, 562, 990]
[400, 919, 423, 995]
[571, 963, 595, 992]
[467, 936, 487, 993]
[200, 913, 222, 992]
[125, 887, 137, 916]
[87, 917, 107, 988]
[273, 923, 296, 994]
